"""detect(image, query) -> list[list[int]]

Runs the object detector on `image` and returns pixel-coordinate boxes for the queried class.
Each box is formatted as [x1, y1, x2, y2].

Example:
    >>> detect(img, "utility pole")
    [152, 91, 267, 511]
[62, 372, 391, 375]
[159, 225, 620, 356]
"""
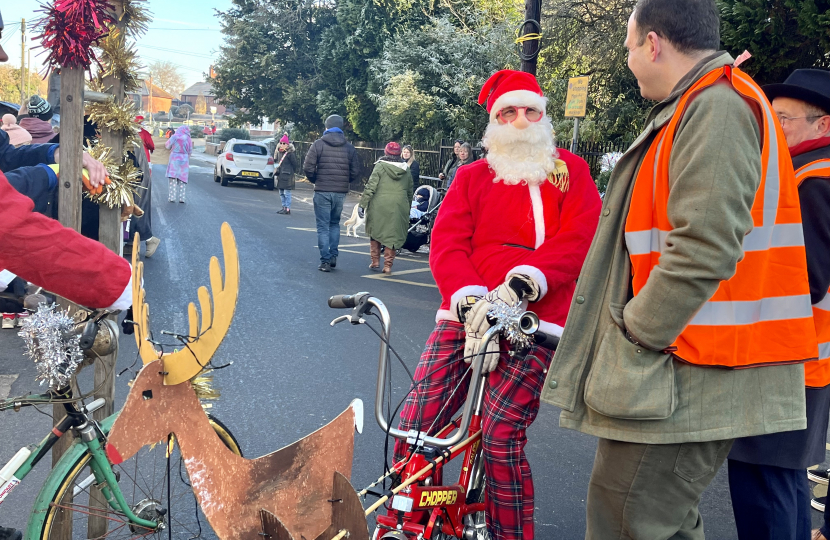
[27, 48, 31, 101]
[148, 74, 153, 120]
[20, 18, 25, 107]
[519, 0, 542, 74]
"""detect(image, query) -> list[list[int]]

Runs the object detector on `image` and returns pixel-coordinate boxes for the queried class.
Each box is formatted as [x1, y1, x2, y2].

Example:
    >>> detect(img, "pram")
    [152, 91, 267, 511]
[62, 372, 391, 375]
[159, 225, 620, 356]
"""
[401, 185, 444, 253]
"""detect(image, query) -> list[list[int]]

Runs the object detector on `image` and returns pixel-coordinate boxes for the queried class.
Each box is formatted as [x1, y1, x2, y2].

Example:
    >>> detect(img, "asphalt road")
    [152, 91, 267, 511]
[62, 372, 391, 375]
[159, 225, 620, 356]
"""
[1, 161, 825, 538]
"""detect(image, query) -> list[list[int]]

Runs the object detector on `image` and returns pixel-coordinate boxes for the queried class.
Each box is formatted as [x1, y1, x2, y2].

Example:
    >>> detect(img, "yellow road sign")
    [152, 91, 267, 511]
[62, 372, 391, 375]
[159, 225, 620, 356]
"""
[564, 76, 589, 118]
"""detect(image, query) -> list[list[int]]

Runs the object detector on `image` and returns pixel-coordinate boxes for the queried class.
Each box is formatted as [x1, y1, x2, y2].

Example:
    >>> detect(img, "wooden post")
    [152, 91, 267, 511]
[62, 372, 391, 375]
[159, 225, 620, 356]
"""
[87, 4, 127, 536]
[51, 64, 86, 540]
[19, 19, 25, 108]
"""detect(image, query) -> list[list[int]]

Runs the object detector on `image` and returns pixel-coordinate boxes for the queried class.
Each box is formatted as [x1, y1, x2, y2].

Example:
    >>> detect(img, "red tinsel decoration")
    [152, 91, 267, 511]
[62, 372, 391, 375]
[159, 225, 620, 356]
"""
[34, 0, 115, 74]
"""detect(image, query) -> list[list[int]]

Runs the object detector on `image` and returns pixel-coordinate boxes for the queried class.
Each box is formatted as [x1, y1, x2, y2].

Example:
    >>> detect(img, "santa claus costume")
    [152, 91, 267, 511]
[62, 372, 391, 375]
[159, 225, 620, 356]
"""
[394, 70, 601, 539]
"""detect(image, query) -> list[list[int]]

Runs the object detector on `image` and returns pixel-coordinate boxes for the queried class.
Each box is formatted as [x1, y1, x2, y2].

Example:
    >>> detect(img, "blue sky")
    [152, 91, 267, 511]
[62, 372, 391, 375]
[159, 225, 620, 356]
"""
[2, 1, 232, 91]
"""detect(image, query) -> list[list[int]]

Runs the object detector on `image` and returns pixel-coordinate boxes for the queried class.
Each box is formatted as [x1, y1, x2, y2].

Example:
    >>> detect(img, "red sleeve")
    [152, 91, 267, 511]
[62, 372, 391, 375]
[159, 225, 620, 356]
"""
[141, 129, 155, 153]
[429, 165, 488, 311]
[508, 151, 601, 298]
[0, 172, 132, 309]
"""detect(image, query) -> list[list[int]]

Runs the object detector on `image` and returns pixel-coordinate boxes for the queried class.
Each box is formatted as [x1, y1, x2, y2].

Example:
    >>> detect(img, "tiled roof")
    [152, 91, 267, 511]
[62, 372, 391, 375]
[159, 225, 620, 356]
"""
[181, 81, 215, 97]
[129, 80, 175, 99]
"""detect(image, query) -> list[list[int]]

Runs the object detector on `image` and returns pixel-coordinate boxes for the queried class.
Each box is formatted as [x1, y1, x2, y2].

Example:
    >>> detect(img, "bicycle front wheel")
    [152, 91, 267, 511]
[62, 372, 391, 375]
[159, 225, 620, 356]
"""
[31, 414, 242, 540]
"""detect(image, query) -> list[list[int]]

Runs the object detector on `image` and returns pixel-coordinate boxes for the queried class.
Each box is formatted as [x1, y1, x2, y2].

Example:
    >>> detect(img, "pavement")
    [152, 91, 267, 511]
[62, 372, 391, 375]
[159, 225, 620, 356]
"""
[1, 161, 827, 538]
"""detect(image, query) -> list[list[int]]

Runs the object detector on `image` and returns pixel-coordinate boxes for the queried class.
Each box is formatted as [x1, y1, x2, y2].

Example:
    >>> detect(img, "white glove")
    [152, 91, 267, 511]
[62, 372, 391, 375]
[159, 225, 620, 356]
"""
[463, 278, 538, 373]
[464, 331, 500, 373]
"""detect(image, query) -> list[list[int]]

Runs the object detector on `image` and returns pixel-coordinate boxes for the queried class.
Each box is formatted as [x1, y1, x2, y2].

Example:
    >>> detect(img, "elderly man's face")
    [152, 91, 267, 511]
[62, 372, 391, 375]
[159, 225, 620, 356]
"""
[773, 97, 830, 147]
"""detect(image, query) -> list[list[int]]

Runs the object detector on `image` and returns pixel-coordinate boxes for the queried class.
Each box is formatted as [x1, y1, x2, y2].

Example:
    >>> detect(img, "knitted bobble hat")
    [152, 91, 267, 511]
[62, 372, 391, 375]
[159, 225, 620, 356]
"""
[28, 95, 53, 120]
[325, 114, 344, 130]
[385, 142, 401, 156]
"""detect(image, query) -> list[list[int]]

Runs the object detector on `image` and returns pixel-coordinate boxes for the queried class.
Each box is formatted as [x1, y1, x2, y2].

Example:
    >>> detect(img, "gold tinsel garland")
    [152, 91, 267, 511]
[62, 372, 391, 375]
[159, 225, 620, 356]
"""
[84, 140, 143, 208]
[191, 370, 221, 401]
[119, 0, 151, 39]
[82, 0, 152, 209]
[96, 26, 142, 93]
[85, 93, 141, 149]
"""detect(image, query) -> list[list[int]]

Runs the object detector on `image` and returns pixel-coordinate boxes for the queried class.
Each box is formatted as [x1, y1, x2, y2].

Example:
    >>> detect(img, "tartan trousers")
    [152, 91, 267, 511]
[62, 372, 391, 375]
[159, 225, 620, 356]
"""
[394, 320, 554, 540]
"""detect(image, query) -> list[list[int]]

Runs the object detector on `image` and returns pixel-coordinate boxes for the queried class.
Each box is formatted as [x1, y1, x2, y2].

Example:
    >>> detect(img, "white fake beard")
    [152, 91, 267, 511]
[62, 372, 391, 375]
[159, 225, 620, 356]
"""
[482, 116, 558, 186]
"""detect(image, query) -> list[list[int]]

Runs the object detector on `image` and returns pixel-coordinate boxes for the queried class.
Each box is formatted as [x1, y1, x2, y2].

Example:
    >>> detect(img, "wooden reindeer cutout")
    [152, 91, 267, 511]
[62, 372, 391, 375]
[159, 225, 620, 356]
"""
[130, 221, 239, 385]
[113, 224, 369, 540]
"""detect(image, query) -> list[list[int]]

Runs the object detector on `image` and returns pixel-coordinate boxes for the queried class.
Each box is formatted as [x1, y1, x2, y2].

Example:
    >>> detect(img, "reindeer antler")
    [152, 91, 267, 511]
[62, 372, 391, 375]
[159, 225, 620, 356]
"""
[131, 223, 240, 385]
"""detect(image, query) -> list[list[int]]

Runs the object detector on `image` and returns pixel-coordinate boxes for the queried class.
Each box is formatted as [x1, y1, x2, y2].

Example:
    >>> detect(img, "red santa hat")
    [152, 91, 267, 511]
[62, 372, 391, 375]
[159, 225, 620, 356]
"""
[478, 70, 547, 122]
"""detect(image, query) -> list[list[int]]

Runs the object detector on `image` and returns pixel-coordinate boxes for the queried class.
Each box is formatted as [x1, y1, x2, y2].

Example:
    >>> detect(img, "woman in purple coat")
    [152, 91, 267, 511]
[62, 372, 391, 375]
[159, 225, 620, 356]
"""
[165, 126, 192, 203]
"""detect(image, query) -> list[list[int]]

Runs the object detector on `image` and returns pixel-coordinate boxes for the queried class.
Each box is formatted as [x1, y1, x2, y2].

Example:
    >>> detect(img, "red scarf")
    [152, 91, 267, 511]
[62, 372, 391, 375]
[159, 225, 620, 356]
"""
[789, 136, 830, 157]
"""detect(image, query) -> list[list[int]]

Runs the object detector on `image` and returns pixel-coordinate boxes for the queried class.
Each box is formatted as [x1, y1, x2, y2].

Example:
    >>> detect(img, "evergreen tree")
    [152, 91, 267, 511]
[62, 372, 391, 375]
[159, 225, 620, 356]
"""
[719, 0, 830, 84]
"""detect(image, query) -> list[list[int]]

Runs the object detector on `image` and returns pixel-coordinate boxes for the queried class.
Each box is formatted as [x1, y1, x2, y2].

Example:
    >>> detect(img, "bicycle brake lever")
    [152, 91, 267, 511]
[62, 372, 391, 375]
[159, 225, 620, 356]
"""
[330, 315, 351, 326]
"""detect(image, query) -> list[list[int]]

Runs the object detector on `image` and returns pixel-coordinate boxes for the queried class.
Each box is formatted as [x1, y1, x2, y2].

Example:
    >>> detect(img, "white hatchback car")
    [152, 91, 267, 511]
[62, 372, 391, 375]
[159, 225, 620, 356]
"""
[214, 139, 276, 190]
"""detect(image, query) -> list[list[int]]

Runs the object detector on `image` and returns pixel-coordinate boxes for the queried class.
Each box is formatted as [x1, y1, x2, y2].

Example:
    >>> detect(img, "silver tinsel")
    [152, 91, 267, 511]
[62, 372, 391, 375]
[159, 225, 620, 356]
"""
[17, 304, 83, 390]
[487, 300, 532, 350]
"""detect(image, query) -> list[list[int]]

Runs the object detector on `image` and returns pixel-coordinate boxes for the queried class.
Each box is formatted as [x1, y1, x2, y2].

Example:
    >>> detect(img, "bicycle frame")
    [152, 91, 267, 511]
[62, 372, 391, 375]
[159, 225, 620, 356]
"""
[374, 404, 487, 539]
[357, 297, 504, 539]
[0, 394, 161, 535]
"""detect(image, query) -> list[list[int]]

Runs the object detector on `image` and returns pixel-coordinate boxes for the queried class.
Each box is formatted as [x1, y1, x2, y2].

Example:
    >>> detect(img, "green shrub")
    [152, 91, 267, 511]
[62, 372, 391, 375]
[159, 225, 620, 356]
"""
[596, 170, 612, 195]
[217, 127, 250, 142]
[187, 125, 206, 139]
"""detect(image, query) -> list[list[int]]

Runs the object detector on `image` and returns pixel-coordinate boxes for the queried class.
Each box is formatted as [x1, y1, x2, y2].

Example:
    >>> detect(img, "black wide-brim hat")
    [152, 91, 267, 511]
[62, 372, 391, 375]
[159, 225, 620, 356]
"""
[763, 69, 830, 114]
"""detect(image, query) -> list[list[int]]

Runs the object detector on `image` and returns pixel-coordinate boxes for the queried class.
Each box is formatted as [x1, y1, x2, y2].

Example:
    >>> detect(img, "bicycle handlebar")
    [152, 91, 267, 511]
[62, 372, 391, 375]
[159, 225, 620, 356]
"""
[329, 292, 559, 448]
[328, 294, 360, 309]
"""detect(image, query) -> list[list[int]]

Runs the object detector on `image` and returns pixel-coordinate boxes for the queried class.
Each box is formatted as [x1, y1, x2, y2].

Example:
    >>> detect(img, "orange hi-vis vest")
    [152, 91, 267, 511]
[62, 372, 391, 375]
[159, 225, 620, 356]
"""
[624, 65, 818, 368]
[797, 159, 830, 386]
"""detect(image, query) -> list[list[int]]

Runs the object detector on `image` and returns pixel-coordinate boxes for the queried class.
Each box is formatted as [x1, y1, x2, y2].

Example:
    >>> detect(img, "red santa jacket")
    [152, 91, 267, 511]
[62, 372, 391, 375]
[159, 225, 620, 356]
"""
[431, 149, 601, 333]
[139, 128, 155, 163]
[0, 170, 132, 309]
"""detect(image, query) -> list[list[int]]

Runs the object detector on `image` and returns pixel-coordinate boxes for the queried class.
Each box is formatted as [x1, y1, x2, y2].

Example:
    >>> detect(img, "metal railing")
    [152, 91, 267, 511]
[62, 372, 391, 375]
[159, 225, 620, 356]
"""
[290, 137, 631, 192]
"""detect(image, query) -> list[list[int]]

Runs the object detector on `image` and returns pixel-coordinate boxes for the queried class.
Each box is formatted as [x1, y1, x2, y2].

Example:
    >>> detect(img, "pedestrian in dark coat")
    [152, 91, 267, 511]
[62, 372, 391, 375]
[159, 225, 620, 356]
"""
[446, 143, 474, 187]
[275, 134, 298, 215]
[402, 145, 420, 189]
[302, 114, 361, 272]
[360, 142, 413, 274]
[438, 139, 463, 184]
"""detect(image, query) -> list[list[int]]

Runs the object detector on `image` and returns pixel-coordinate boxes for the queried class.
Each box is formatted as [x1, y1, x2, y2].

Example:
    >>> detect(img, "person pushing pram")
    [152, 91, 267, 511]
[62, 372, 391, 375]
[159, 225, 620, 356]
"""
[402, 185, 443, 252]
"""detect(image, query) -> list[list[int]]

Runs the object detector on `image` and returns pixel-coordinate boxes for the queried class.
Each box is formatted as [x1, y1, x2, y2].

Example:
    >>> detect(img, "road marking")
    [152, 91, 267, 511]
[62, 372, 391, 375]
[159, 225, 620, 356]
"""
[0, 374, 19, 400]
[288, 227, 318, 232]
[366, 268, 432, 277]
[362, 268, 437, 288]
[331, 247, 429, 265]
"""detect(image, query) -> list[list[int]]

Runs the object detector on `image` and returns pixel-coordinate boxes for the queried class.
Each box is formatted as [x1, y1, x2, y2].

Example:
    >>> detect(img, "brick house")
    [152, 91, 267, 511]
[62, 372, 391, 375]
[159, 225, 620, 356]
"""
[180, 81, 227, 115]
[127, 80, 175, 114]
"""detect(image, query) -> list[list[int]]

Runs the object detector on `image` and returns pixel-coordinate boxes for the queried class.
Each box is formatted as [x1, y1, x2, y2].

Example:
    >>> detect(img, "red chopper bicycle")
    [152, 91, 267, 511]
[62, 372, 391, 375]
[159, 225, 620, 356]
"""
[328, 292, 559, 540]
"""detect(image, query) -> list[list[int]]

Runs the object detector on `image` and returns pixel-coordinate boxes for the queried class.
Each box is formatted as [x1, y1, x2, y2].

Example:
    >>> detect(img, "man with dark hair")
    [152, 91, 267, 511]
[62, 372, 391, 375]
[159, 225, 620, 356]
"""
[543, 0, 816, 537]
[727, 68, 830, 540]
[303, 114, 361, 272]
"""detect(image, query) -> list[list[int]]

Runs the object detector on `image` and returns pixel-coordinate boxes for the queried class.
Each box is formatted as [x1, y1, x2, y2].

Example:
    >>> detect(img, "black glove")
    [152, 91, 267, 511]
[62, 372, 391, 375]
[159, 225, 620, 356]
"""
[358, 206, 365, 219]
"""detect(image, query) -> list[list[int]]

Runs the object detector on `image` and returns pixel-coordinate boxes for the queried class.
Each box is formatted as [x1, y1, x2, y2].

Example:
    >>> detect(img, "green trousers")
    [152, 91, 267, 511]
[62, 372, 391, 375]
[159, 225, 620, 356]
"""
[586, 438, 734, 540]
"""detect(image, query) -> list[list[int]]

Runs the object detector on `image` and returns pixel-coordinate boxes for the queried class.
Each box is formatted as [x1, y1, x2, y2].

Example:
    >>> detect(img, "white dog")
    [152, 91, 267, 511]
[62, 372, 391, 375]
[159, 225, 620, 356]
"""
[343, 203, 365, 237]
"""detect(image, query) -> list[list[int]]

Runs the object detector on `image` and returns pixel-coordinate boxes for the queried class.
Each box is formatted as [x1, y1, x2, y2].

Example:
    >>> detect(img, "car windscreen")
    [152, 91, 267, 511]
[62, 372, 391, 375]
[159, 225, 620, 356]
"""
[232, 144, 267, 155]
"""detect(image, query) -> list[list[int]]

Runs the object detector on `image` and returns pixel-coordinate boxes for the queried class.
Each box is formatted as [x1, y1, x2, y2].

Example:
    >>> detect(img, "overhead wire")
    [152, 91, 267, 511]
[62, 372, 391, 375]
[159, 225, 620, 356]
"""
[140, 44, 216, 59]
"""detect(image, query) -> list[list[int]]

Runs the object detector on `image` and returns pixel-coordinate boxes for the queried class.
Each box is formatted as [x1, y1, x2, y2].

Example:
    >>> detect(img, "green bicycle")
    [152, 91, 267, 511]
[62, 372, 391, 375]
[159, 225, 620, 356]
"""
[0, 309, 242, 540]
